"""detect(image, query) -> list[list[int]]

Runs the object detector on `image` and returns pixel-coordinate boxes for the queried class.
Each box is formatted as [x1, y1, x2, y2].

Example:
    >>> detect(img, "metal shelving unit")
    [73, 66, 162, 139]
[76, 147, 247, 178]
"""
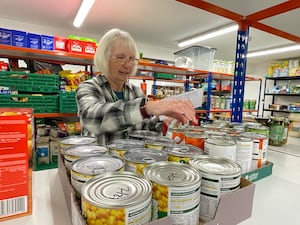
[262, 76, 300, 116]
[0, 44, 261, 120]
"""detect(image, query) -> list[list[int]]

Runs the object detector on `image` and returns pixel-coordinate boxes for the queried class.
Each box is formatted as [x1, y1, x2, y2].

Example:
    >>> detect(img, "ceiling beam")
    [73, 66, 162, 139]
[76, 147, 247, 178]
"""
[251, 21, 300, 43]
[177, 0, 300, 43]
[176, 0, 243, 22]
[246, 0, 300, 22]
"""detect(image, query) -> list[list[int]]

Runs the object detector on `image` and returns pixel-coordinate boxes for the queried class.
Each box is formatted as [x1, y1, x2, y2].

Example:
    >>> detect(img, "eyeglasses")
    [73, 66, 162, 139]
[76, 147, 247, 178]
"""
[111, 55, 139, 65]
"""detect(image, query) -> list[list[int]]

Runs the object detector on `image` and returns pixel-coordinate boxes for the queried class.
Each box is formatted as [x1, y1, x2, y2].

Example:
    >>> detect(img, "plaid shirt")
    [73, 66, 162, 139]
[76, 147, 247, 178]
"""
[76, 75, 161, 145]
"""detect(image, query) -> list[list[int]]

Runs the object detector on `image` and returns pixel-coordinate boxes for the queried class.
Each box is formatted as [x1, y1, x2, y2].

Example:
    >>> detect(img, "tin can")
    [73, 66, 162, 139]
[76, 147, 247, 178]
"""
[71, 155, 125, 195]
[189, 155, 241, 222]
[242, 132, 268, 169]
[232, 136, 253, 173]
[123, 148, 168, 175]
[60, 136, 96, 155]
[64, 144, 108, 173]
[246, 125, 270, 138]
[184, 131, 207, 150]
[107, 139, 145, 157]
[144, 161, 201, 225]
[128, 130, 159, 140]
[164, 144, 203, 164]
[168, 126, 185, 144]
[203, 130, 227, 138]
[204, 137, 237, 161]
[144, 136, 176, 150]
[81, 171, 152, 225]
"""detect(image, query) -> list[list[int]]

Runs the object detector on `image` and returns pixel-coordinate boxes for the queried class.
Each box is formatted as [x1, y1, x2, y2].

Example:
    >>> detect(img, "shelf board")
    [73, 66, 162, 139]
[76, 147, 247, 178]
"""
[129, 75, 199, 84]
[196, 109, 257, 113]
[265, 93, 300, 96]
[0, 44, 94, 65]
[263, 109, 300, 113]
[0, 45, 260, 82]
[34, 113, 77, 118]
[265, 76, 300, 80]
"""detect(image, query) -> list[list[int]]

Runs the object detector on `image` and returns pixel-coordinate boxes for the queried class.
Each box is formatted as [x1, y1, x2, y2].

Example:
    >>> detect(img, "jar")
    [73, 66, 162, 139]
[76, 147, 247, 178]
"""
[282, 118, 289, 144]
[269, 116, 285, 146]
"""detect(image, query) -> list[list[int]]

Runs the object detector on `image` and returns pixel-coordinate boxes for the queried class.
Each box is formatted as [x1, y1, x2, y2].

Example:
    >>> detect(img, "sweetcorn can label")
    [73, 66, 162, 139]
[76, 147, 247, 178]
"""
[143, 161, 201, 225]
[81, 171, 152, 225]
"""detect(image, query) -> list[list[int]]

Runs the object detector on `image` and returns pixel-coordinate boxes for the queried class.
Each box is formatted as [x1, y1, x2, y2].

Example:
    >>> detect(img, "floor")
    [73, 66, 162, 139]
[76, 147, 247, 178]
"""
[3, 137, 300, 225]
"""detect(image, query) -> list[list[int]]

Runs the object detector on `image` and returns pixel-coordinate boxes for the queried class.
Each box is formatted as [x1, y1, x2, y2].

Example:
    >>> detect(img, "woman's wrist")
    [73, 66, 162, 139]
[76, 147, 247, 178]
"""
[140, 106, 151, 118]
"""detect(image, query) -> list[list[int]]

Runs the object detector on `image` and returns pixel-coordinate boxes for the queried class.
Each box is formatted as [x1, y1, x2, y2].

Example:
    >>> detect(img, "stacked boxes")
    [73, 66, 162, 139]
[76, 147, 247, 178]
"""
[0, 108, 34, 221]
[0, 27, 98, 55]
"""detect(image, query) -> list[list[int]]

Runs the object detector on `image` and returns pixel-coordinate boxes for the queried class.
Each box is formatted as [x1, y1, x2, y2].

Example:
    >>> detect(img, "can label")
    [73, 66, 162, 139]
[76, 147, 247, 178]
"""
[152, 182, 200, 225]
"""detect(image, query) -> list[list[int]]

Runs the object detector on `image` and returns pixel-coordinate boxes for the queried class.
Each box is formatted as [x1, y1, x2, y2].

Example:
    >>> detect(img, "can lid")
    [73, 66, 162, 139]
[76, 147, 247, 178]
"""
[71, 155, 124, 175]
[128, 130, 159, 139]
[189, 155, 241, 175]
[143, 161, 201, 186]
[107, 138, 145, 150]
[123, 148, 168, 164]
[64, 144, 108, 156]
[61, 136, 96, 145]
[81, 171, 152, 208]
[163, 144, 203, 157]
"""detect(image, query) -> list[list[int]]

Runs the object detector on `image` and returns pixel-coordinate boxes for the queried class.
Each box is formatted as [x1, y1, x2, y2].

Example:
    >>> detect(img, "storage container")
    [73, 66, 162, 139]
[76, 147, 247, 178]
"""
[174, 45, 216, 71]
[27, 33, 41, 49]
[12, 30, 27, 47]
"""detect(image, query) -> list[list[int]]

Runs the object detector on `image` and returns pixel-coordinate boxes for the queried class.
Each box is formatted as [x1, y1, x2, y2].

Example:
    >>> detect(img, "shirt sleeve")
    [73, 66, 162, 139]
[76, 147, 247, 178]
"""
[76, 77, 160, 135]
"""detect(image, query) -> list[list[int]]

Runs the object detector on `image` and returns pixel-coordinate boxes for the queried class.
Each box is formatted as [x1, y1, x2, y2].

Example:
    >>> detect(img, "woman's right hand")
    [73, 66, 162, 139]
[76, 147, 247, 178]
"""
[145, 99, 197, 124]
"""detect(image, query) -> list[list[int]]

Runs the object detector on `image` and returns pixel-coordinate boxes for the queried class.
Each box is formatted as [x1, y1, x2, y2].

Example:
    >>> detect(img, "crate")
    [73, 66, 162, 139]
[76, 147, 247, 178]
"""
[0, 71, 60, 93]
[0, 94, 58, 113]
[174, 45, 216, 71]
[153, 72, 175, 79]
[59, 91, 78, 113]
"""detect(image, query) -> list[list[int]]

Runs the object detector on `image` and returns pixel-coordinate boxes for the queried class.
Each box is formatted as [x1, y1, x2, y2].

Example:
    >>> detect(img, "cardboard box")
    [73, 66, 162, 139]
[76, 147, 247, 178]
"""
[41, 35, 54, 50]
[83, 41, 97, 55]
[58, 153, 255, 225]
[12, 30, 27, 47]
[0, 28, 13, 45]
[242, 161, 273, 182]
[0, 108, 34, 221]
[54, 36, 68, 51]
[27, 33, 41, 49]
[67, 39, 84, 53]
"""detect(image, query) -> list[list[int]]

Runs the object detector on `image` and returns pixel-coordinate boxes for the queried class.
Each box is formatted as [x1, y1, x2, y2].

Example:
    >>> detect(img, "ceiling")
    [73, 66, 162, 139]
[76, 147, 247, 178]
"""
[1, 0, 300, 65]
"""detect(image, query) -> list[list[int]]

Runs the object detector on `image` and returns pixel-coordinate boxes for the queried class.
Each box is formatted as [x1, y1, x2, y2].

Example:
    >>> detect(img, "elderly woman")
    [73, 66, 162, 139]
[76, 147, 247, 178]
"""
[76, 28, 197, 145]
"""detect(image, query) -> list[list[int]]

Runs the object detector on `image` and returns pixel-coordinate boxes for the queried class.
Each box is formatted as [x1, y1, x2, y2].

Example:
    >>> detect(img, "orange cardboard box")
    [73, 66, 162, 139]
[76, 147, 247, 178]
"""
[0, 108, 34, 221]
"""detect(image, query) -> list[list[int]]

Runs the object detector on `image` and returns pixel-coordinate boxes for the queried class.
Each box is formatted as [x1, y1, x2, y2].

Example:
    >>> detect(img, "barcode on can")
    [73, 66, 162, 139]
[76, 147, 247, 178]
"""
[0, 196, 27, 218]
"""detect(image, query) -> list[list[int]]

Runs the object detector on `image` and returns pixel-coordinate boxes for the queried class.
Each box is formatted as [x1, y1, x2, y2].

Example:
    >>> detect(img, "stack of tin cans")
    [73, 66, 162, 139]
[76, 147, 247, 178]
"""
[58, 122, 268, 225]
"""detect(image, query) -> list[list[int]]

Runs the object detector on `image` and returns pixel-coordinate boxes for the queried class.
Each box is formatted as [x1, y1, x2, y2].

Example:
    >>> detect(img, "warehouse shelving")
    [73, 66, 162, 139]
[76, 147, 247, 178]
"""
[262, 75, 300, 116]
[0, 44, 261, 120]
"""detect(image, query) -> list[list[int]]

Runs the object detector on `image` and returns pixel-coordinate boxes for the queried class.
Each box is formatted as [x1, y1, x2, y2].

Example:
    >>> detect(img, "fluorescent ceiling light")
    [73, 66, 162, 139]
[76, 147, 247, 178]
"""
[178, 24, 238, 48]
[247, 45, 300, 57]
[73, 0, 95, 28]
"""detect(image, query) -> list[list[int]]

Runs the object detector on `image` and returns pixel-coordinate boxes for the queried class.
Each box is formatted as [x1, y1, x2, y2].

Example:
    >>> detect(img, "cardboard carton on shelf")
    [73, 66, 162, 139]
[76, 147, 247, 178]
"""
[242, 161, 274, 182]
[0, 108, 34, 221]
[58, 153, 255, 225]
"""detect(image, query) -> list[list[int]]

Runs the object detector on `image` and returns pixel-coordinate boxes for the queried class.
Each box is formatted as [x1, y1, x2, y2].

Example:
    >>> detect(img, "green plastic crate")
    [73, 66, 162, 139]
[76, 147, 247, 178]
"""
[0, 71, 60, 93]
[153, 72, 175, 79]
[0, 94, 58, 113]
[59, 91, 78, 113]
